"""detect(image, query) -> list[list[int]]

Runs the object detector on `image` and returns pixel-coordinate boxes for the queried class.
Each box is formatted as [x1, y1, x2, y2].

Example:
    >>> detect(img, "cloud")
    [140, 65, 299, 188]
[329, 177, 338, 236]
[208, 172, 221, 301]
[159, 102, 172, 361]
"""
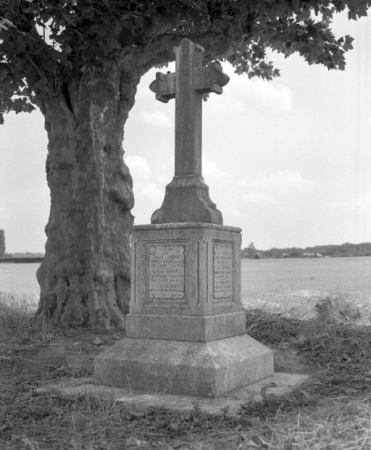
[155, 175, 171, 185]
[125, 155, 164, 221]
[328, 192, 371, 212]
[125, 155, 163, 200]
[131, 180, 164, 225]
[126, 155, 151, 182]
[212, 98, 246, 114]
[221, 66, 293, 113]
[203, 155, 229, 179]
[139, 111, 171, 127]
[250, 79, 292, 111]
[0, 204, 11, 221]
[355, 192, 371, 210]
[224, 206, 249, 221]
[242, 193, 277, 205]
[136, 182, 164, 202]
[251, 171, 314, 193]
[136, 82, 153, 98]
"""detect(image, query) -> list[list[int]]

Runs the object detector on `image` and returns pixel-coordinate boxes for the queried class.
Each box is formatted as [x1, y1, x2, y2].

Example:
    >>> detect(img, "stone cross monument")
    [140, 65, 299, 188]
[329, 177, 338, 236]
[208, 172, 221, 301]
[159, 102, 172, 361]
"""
[149, 39, 228, 224]
[95, 39, 273, 398]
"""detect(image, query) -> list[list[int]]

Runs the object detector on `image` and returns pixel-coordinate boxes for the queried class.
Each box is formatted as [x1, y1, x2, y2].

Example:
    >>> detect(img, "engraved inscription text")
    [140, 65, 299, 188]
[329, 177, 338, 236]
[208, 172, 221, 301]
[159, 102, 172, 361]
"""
[213, 245, 233, 298]
[149, 246, 185, 299]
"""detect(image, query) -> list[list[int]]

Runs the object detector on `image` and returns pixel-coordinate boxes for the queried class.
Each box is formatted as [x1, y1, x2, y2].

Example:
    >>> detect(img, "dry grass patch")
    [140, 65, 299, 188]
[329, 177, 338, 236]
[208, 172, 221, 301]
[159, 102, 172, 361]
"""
[0, 291, 53, 344]
[2, 391, 371, 449]
[1, 295, 371, 449]
[1, 390, 265, 449]
[0, 290, 39, 311]
[244, 291, 371, 326]
[246, 307, 371, 398]
[264, 398, 371, 449]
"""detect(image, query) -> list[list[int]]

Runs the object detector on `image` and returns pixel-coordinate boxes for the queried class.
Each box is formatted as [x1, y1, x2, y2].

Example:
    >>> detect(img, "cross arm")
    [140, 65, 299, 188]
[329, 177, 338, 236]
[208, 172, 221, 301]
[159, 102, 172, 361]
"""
[196, 63, 230, 95]
[149, 72, 176, 103]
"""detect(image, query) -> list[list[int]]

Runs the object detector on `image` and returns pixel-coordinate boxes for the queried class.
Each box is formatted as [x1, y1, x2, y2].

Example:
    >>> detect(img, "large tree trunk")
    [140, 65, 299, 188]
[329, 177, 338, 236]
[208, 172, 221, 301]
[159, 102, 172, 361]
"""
[35, 64, 141, 329]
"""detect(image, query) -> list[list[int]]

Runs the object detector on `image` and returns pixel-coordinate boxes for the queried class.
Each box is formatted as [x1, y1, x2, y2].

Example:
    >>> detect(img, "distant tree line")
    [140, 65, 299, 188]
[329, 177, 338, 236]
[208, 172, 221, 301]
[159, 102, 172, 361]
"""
[0, 230, 5, 257]
[241, 242, 371, 259]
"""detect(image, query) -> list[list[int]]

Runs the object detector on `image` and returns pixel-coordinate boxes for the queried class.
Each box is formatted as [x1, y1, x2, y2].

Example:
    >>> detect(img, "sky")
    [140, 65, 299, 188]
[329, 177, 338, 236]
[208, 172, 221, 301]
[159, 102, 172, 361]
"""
[0, 12, 370, 253]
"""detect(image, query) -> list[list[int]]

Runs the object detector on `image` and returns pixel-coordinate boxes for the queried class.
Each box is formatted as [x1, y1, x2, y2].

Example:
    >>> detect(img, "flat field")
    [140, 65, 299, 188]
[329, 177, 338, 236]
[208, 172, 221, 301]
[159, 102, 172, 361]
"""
[1, 257, 370, 322]
[241, 256, 371, 322]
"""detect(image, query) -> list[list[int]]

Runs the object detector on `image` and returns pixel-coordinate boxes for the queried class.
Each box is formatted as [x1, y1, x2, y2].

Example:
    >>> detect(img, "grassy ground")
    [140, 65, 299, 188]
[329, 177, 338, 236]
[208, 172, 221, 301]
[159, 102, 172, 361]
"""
[1, 292, 371, 449]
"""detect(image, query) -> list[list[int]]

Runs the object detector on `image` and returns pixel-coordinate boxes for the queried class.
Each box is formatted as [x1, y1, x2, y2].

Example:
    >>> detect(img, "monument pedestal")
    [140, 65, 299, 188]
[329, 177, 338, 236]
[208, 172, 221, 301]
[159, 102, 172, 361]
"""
[95, 223, 274, 398]
[94, 335, 273, 398]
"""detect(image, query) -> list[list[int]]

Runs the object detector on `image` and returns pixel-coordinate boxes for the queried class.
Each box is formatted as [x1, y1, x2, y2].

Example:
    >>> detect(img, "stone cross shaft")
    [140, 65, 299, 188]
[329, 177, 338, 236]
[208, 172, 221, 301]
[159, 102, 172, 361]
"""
[150, 38, 229, 178]
[149, 38, 229, 225]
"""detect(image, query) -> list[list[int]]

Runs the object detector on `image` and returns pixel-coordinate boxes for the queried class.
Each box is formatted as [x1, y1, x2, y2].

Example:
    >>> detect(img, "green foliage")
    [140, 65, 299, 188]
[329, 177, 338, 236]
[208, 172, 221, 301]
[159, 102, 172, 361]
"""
[1, 0, 370, 123]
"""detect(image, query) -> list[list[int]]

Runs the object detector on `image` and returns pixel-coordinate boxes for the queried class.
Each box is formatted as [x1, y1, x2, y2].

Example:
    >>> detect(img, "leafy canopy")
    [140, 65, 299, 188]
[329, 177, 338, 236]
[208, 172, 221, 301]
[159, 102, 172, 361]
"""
[1, 0, 370, 123]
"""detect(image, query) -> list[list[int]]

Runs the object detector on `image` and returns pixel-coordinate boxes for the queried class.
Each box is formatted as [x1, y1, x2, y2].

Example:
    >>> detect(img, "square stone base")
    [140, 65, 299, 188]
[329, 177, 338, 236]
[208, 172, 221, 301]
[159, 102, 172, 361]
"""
[131, 223, 242, 319]
[126, 311, 247, 341]
[94, 334, 274, 398]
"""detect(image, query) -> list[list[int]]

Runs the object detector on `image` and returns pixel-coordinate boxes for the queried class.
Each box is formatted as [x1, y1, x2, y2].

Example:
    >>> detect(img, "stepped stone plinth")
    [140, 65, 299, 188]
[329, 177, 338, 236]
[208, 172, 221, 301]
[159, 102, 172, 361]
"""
[95, 223, 273, 397]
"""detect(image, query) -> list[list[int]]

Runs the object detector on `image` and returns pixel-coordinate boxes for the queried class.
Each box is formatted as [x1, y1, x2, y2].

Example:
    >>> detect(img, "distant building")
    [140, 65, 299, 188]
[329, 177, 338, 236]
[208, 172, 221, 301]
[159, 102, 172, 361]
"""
[0, 229, 5, 256]
[303, 252, 323, 258]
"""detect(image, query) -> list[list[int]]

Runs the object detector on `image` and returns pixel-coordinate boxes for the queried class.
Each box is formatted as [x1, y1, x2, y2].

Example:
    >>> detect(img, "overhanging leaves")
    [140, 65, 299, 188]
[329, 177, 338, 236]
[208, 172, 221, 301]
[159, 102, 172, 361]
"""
[0, 0, 370, 122]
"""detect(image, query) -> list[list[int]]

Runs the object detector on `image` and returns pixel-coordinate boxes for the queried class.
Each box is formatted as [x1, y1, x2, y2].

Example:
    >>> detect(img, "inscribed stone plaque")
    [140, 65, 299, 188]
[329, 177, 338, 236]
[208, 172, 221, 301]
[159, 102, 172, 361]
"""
[149, 246, 185, 299]
[213, 245, 233, 298]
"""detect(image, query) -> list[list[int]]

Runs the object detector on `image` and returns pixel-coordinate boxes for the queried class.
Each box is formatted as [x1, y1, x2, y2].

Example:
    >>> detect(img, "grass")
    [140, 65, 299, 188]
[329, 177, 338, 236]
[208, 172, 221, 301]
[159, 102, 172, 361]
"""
[0, 290, 39, 309]
[243, 289, 371, 326]
[0, 291, 41, 343]
[1, 291, 371, 449]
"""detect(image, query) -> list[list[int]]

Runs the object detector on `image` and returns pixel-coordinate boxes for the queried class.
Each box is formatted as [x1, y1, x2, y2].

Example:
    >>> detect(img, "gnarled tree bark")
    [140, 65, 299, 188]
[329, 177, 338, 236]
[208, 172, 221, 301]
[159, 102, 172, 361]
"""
[35, 63, 141, 329]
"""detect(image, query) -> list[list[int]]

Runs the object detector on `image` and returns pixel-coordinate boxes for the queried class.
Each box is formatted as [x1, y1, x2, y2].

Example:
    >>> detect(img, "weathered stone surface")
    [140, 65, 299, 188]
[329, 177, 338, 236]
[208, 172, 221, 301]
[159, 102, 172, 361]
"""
[130, 223, 242, 319]
[96, 222, 275, 398]
[149, 38, 229, 224]
[151, 180, 223, 224]
[126, 311, 246, 341]
[37, 372, 310, 416]
[94, 334, 274, 398]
